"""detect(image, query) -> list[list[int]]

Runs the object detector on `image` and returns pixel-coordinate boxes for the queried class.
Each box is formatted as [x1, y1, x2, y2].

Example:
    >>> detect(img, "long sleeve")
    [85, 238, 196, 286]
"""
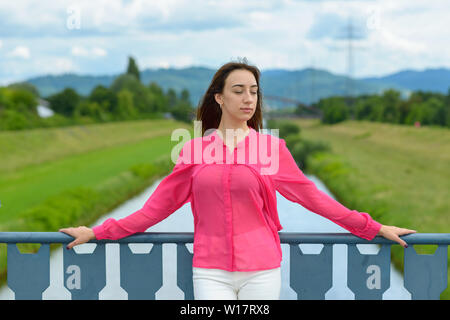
[272, 139, 382, 240]
[92, 140, 194, 240]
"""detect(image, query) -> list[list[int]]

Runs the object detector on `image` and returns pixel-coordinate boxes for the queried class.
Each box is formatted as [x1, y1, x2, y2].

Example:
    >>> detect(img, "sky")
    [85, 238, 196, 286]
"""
[0, 0, 449, 85]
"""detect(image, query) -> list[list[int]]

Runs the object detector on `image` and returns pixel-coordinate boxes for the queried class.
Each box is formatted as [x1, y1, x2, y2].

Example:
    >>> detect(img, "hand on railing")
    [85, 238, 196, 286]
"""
[59, 226, 96, 250]
[377, 224, 417, 248]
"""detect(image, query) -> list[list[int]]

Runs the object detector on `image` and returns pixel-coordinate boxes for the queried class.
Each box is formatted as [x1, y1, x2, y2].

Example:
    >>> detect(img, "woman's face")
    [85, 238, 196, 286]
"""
[215, 69, 258, 123]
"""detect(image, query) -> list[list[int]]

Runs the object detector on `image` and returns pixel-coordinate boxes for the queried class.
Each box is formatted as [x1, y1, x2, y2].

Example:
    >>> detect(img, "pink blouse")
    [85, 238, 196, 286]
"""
[92, 126, 382, 271]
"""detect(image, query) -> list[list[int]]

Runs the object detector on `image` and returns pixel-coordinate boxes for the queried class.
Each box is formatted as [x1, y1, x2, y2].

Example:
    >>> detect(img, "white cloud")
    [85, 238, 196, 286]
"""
[0, 0, 449, 84]
[52, 58, 76, 73]
[8, 46, 30, 59]
[140, 54, 194, 70]
[158, 61, 170, 69]
[71, 46, 107, 57]
[71, 46, 89, 56]
[92, 47, 107, 57]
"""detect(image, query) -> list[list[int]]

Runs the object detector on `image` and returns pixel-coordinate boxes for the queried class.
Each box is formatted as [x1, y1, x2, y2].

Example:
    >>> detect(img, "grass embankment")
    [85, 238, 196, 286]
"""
[0, 119, 193, 287]
[289, 118, 450, 299]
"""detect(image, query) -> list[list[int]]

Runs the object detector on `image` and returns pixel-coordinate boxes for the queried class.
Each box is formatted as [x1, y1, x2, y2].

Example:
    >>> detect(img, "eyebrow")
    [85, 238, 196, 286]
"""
[231, 84, 258, 88]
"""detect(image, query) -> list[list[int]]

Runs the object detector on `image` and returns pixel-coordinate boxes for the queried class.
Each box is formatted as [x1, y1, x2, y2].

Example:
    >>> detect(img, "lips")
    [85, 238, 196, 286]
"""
[240, 108, 253, 111]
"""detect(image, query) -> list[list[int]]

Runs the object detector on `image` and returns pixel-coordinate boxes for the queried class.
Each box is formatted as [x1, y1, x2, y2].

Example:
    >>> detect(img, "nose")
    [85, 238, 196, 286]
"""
[243, 90, 255, 103]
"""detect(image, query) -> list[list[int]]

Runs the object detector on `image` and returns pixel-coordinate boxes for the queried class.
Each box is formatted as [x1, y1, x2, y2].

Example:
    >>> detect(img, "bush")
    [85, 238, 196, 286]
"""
[267, 120, 330, 170]
[38, 113, 75, 128]
[322, 103, 349, 124]
[14, 186, 102, 232]
[288, 136, 330, 170]
[171, 101, 194, 124]
[279, 121, 301, 138]
[0, 109, 33, 130]
[46, 88, 80, 117]
[265, 119, 301, 138]
[130, 163, 161, 179]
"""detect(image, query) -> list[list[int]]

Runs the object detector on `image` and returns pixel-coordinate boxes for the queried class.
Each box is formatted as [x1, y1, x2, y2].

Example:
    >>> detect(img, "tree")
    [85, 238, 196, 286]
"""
[171, 101, 194, 123]
[405, 101, 434, 125]
[318, 97, 349, 124]
[166, 88, 178, 111]
[89, 85, 118, 114]
[367, 97, 385, 122]
[396, 100, 412, 124]
[381, 89, 401, 123]
[47, 88, 80, 117]
[7, 82, 40, 98]
[180, 88, 190, 103]
[148, 82, 168, 113]
[446, 88, 450, 127]
[428, 97, 446, 126]
[0, 109, 31, 130]
[126, 56, 140, 82]
[0, 87, 41, 130]
[73, 100, 102, 120]
[355, 96, 375, 120]
[110, 74, 153, 113]
[116, 89, 138, 119]
[9, 88, 38, 115]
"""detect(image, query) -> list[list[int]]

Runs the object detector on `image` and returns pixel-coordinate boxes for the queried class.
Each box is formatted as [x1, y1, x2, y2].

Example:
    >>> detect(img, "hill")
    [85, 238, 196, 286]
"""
[22, 66, 450, 108]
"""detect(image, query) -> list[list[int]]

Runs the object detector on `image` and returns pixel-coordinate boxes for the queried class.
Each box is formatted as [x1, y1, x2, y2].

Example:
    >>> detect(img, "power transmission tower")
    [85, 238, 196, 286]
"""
[310, 57, 316, 105]
[335, 15, 367, 101]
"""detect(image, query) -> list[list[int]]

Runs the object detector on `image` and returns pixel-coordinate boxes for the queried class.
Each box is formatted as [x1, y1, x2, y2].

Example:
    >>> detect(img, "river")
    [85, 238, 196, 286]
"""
[0, 173, 411, 300]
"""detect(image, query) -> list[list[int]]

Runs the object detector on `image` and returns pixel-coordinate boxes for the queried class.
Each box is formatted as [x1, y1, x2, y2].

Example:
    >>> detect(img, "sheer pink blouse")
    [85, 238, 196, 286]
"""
[92, 126, 382, 271]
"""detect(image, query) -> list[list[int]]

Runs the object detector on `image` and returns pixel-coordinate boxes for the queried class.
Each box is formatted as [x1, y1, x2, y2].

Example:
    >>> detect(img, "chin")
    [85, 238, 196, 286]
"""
[240, 116, 253, 122]
[232, 112, 254, 122]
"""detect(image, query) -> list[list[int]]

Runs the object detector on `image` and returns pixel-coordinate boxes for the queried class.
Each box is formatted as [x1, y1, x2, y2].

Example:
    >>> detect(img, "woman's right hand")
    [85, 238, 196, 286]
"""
[59, 226, 96, 250]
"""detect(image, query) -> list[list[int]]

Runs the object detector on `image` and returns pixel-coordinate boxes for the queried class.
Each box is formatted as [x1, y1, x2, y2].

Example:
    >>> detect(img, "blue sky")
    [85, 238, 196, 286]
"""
[0, 0, 449, 85]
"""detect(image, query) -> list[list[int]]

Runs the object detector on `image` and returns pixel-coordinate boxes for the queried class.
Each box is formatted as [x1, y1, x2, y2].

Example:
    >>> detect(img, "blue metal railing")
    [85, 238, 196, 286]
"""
[0, 232, 448, 300]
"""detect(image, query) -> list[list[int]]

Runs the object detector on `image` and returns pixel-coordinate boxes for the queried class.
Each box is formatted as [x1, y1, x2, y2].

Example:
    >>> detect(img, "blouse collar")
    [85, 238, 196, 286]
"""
[211, 126, 256, 151]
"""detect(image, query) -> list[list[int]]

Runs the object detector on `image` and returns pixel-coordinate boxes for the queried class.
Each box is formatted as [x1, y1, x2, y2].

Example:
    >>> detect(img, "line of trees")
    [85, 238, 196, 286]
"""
[0, 56, 196, 131]
[312, 88, 450, 128]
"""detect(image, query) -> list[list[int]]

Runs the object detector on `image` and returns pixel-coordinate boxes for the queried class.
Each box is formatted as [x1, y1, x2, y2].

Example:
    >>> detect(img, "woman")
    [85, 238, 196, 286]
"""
[60, 60, 416, 300]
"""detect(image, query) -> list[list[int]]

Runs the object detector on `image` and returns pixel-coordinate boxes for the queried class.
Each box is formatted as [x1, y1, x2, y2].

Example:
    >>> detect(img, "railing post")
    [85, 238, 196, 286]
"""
[347, 244, 391, 299]
[404, 244, 448, 299]
[289, 243, 333, 299]
[63, 243, 106, 300]
[7, 243, 50, 300]
[176, 243, 194, 299]
[119, 243, 163, 300]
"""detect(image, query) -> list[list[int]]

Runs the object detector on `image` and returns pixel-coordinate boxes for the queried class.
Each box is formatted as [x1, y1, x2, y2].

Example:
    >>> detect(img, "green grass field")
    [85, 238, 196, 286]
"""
[0, 119, 193, 286]
[289, 118, 450, 299]
[0, 119, 192, 223]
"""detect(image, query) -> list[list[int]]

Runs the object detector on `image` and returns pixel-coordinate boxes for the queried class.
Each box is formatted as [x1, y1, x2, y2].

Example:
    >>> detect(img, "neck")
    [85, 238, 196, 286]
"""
[217, 119, 249, 134]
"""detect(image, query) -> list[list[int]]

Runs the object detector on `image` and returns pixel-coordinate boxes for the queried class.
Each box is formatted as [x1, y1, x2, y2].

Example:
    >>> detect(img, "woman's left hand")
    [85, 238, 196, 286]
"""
[377, 225, 417, 248]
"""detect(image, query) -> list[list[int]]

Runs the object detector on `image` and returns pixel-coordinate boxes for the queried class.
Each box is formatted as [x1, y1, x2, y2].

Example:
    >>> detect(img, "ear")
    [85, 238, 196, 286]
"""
[214, 93, 223, 106]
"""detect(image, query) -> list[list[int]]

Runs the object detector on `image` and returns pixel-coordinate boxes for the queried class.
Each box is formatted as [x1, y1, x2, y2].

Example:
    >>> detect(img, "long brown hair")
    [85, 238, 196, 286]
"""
[196, 59, 263, 136]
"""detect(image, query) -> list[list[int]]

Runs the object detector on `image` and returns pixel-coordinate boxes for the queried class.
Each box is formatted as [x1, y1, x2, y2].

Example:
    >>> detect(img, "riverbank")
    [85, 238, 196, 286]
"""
[290, 118, 450, 300]
[0, 119, 193, 287]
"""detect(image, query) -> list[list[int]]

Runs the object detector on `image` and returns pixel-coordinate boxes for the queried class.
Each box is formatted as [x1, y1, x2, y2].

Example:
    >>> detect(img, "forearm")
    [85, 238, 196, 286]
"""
[92, 209, 160, 240]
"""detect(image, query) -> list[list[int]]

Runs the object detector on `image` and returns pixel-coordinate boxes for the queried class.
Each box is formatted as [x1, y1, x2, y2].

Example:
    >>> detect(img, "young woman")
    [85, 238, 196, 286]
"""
[60, 60, 416, 300]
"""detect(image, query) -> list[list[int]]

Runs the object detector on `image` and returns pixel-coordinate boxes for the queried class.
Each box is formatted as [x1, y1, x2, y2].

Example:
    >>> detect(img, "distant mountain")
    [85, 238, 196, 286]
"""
[22, 66, 450, 109]
[259, 67, 396, 108]
[25, 73, 115, 99]
[361, 68, 450, 94]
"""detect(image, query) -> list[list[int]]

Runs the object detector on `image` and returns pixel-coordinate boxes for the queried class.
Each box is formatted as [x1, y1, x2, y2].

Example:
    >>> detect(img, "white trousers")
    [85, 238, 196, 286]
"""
[192, 267, 281, 300]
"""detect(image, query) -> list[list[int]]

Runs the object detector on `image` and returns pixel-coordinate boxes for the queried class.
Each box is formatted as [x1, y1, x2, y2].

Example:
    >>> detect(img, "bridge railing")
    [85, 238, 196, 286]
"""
[0, 232, 448, 300]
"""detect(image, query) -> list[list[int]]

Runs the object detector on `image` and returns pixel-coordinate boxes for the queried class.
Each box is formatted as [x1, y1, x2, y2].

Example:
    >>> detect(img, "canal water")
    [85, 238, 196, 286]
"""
[0, 173, 411, 300]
